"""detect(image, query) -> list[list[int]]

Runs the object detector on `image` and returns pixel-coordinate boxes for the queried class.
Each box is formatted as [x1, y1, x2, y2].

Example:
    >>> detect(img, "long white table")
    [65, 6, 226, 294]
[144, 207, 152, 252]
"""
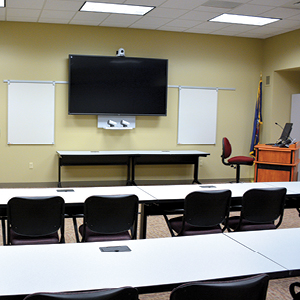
[0, 186, 155, 244]
[137, 182, 300, 238]
[0, 233, 289, 299]
[225, 228, 300, 276]
[1, 182, 300, 241]
[57, 150, 210, 187]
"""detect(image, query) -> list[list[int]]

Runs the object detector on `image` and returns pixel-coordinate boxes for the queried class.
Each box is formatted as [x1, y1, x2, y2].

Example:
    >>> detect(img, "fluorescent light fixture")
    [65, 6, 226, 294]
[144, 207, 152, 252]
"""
[80, 2, 155, 15]
[0, 0, 5, 8]
[209, 13, 280, 26]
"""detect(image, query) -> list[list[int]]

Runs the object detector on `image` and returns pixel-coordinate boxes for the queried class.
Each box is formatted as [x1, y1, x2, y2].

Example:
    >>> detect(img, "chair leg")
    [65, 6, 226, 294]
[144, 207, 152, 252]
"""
[72, 216, 80, 243]
[162, 214, 176, 237]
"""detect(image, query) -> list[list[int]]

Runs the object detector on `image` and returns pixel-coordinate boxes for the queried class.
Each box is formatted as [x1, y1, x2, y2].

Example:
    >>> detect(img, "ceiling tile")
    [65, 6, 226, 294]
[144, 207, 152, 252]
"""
[201, 1, 242, 9]
[6, 7, 41, 18]
[179, 10, 221, 21]
[1, 0, 300, 39]
[147, 7, 189, 18]
[165, 18, 201, 28]
[161, 0, 207, 10]
[130, 16, 173, 28]
[260, 7, 300, 18]
[39, 9, 76, 20]
[44, 0, 83, 11]
[248, 0, 290, 6]
[125, 0, 166, 5]
[230, 4, 274, 15]
[6, 0, 44, 9]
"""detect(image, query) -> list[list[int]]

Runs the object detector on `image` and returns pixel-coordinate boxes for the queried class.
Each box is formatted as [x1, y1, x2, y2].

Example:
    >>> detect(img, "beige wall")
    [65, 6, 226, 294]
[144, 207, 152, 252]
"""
[0, 21, 266, 185]
[261, 29, 300, 144]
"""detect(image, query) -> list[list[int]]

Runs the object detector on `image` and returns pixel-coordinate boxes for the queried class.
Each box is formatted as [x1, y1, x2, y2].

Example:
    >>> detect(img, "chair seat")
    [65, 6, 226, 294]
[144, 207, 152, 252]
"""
[227, 216, 276, 231]
[169, 216, 223, 235]
[79, 224, 131, 242]
[10, 230, 60, 245]
[228, 156, 254, 165]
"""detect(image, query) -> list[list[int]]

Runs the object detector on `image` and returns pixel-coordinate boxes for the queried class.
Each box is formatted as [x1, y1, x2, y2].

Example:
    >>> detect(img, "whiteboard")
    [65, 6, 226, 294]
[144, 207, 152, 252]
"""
[8, 82, 55, 144]
[178, 88, 218, 144]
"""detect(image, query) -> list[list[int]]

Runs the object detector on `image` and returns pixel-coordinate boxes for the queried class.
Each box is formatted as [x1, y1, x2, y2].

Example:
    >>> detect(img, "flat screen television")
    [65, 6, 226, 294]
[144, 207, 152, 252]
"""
[68, 54, 168, 116]
[279, 122, 293, 141]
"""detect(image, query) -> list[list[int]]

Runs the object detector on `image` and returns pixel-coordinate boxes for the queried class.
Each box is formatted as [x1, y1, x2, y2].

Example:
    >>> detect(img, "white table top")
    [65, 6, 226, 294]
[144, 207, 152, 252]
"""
[0, 234, 286, 296]
[57, 150, 209, 156]
[0, 182, 297, 206]
[0, 186, 155, 205]
[137, 182, 283, 201]
[265, 181, 300, 195]
[225, 228, 300, 272]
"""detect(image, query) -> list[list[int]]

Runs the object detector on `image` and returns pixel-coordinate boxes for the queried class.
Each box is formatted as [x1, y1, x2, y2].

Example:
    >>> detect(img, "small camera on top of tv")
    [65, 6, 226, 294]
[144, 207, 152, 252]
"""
[116, 48, 125, 57]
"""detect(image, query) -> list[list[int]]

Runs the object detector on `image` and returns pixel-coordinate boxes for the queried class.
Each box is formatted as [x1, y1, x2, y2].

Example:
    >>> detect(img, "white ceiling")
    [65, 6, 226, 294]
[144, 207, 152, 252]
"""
[1, 0, 300, 39]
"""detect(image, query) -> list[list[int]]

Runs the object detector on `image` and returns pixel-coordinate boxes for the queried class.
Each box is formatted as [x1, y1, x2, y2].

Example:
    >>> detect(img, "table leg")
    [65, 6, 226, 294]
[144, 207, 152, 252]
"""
[126, 156, 132, 186]
[139, 203, 147, 239]
[131, 157, 137, 186]
[1, 217, 6, 245]
[58, 158, 62, 187]
[193, 159, 201, 184]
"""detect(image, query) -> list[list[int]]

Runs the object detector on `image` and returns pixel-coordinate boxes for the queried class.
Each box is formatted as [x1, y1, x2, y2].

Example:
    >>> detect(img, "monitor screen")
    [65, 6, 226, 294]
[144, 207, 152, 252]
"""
[279, 123, 293, 141]
[68, 55, 168, 116]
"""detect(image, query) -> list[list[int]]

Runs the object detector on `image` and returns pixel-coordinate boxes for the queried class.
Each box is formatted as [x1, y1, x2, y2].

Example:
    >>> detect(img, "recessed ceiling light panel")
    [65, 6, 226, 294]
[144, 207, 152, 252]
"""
[80, 2, 155, 16]
[209, 13, 280, 26]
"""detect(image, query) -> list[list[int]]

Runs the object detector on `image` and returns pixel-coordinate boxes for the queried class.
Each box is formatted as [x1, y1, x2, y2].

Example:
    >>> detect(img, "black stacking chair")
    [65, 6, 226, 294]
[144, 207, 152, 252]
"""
[221, 137, 254, 183]
[79, 194, 139, 242]
[290, 282, 300, 299]
[24, 287, 139, 300]
[227, 187, 286, 232]
[7, 196, 65, 245]
[164, 190, 231, 237]
[170, 274, 269, 300]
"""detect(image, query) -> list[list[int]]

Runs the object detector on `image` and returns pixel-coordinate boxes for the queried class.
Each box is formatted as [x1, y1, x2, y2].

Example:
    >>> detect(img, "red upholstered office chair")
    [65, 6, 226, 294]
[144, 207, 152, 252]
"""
[170, 274, 269, 300]
[221, 137, 254, 183]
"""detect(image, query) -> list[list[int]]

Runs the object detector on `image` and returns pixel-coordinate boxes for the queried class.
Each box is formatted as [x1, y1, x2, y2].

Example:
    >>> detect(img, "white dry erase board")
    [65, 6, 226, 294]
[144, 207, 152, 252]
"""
[7, 82, 55, 144]
[178, 88, 218, 144]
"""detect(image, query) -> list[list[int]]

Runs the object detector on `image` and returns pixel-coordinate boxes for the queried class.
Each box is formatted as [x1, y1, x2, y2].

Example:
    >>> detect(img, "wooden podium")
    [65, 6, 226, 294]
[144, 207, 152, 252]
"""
[254, 142, 300, 182]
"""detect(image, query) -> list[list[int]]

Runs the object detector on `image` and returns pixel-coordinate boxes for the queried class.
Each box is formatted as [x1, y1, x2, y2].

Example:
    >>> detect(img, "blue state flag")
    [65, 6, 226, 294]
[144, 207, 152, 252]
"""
[250, 74, 263, 157]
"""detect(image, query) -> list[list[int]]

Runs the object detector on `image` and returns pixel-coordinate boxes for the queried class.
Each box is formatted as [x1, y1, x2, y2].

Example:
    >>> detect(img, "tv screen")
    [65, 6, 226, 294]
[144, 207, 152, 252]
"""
[68, 55, 168, 116]
[279, 122, 293, 141]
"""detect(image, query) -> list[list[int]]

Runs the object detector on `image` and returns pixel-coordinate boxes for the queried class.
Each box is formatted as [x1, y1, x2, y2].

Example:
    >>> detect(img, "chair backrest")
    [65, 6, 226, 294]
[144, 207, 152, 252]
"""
[290, 282, 300, 299]
[184, 189, 232, 228]
[170, 274, 269, 300]
[84, 194, 139, 235]
[241, 187, 286, 225]
[222, 137, 232, 160]
[7, 196, 65, 238]
[24, 287, 139, 300]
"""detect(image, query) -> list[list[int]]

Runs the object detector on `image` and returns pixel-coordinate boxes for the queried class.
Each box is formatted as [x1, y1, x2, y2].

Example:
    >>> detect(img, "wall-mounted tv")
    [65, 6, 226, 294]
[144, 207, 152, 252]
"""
[68, 54, 168, 116]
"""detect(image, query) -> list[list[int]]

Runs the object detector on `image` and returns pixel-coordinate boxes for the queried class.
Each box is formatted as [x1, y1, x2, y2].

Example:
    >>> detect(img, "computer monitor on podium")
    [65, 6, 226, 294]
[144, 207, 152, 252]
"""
[275, 123, 293, 147]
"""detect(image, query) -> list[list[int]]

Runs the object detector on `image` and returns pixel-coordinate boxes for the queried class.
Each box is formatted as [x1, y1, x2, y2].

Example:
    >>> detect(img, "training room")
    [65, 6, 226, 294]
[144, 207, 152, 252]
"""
[1, 1, 300, 299]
